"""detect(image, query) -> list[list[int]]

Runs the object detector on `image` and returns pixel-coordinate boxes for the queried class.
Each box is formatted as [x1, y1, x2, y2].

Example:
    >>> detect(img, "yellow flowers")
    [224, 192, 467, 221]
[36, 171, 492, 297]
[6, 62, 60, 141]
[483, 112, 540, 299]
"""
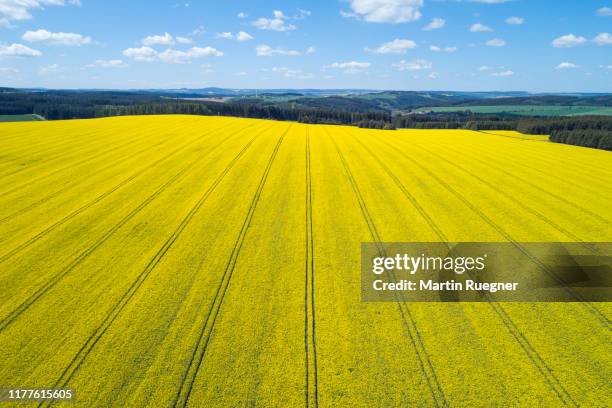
[0, 116, 610, 406]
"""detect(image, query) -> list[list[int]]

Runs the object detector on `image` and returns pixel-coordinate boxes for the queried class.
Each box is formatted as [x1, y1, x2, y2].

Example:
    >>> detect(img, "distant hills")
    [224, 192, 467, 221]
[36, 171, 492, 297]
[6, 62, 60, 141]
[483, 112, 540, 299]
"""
[3, 87, 612, 115]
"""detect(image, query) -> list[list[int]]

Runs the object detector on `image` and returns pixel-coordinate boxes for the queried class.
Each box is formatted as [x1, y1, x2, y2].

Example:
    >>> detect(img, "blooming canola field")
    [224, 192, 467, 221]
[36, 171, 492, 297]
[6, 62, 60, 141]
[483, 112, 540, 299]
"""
[0, 115, 610, 407]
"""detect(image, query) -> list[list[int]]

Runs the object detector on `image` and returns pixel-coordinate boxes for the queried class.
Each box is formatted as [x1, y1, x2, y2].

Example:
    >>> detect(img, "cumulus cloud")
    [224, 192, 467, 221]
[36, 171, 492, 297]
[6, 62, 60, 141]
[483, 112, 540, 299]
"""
[505, 16, 525, 25]
[556, 62, 578, 69]
[237, 12, 248, 18]
[253, 10, 296, 31]
[597, 7, 612, 16]
[552, 34, 587, 48]
[218, 31, 254, 41]
[86, 59, 126, 68]
[22, 29, 92, 46]
[491, 70, 514, 77]
[328, 61, 371, 73]
[366, 38, 416, 54]
[272, 66, 313, 79]
[123, 45, 222, 63]
[306, 46, 316, 54]
[423, 17, 445, 31]
[256, 44, 301, 56]
[470, 23, 493, 32]
[430, 45, 457, 52]
[0, 0, 80, 26]
[342, 0, 424, 24]
[486, 38, 506, 47]
[158, 46, 223, 63]
[142, 32, 175, 46]
[593, 32, 612, 45]
[122, 46, 157, 61]
[392, 59, 432, 71]
[294, 9, 311, 20]
[236, 31, 254, 41]
[0, 43, 42, 57]
[176, 36, 192, 44]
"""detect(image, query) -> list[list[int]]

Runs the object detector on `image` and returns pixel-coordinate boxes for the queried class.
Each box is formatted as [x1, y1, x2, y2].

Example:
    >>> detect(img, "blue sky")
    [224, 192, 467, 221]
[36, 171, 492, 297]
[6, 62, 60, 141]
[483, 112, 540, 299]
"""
[0, 0, 611, 92]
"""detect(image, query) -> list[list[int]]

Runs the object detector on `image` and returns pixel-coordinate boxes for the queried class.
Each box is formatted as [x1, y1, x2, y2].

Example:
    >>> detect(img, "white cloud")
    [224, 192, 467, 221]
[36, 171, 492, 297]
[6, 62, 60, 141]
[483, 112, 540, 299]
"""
[430, 45, 456, 52]
[329, 61, 371, 72]
[236, 31, 253, 41]
[0, 67, 19, 73]
[555, 62, 578, 69]
[306, 46, 316, 54]
[176, 36, 193, 44]
[0, 0, 80, 26]
[272, 66, 313, 79]
[428, 71, 438, 79]
[294, 9, 311, 20]
[470, 23, 493, 32]
[479, 65, 490, 71]
[597, 7, 612, 16]
[190, 26, 205, 36]
[39, 63, 59, 75]
[505, 16, 524, 25]
[486, 38, 506, 47]
[123, 45, 222, 63]
[0, 43, 42, 57]
[491, 70, 514, 77]
[22, 29, 92, 46]
[86, 59, 126, 68]
[253, 10, 296, 31]
[142, 32, 175, 46]
[123, 46, 157, 61]
[392, 59, 432, 71]
[342, 0, 424, 24]
[593, 32, 612, 45]
[157, 46, 223, 63]
[256, 44, 301, 56]
[237, 12, 248, 18]
[217, 31, 253, 41]
[552, 34, 587, 48]
[423, 17, 445, 31]
[366, 38, 416, 54]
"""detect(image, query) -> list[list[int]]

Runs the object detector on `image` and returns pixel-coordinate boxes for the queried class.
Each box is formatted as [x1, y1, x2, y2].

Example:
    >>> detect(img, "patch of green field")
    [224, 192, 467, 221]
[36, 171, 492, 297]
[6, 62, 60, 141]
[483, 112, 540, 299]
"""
[414, 105, 612, 117]
[0, 114, 46, 122]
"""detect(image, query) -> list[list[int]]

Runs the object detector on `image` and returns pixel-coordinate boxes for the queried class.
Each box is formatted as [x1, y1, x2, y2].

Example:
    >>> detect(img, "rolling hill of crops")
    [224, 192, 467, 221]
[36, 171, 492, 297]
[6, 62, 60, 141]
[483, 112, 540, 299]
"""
[0, 115, 610, 407]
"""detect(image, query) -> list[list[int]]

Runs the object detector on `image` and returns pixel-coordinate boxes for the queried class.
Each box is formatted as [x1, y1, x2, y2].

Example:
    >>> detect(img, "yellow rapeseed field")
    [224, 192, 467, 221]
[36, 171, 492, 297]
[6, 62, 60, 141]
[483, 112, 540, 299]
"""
[0, 115, 610, 407]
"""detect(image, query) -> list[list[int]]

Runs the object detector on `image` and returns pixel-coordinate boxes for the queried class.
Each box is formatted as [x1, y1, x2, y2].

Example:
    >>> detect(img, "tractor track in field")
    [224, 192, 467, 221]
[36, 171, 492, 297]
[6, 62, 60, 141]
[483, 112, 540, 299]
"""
[304, 128, 319, 408]
[350, 133, 579, 407]
[399, 139, 610, 326]
[328, 130, 448, 408]
[443, 136, 611, 200]
[0, 126, 121, 161]
[0, 123, 233, 265]
[478, 131, 612, 176]
[0, 135, 174, 225]
[0, 124, 254, 333]
[0, 123, 181, 199]
[0, 125, 156, 180]
[172, 127, 288, 408]
[411, 141, 597, 253]
[39, 126, 268, 408]
[438, 141, 612, 226]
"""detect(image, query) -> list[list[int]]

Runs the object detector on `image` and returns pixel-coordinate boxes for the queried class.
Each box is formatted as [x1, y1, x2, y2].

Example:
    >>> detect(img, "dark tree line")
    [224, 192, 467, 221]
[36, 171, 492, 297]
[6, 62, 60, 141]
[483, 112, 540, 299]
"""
[549, 131, 611, 151]
[1, 91, 610, 149]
